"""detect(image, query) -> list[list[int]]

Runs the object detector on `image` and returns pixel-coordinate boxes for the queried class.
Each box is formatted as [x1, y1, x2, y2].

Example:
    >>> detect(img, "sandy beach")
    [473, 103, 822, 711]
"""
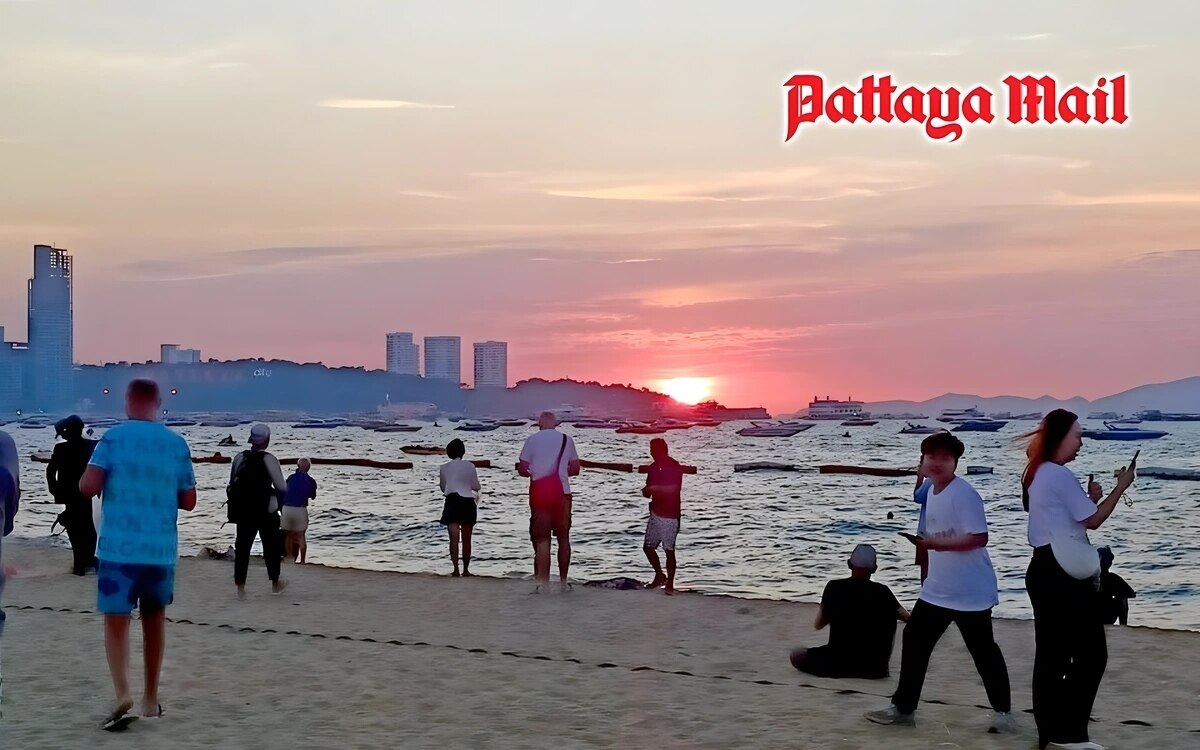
[1, 541, 1198, 749]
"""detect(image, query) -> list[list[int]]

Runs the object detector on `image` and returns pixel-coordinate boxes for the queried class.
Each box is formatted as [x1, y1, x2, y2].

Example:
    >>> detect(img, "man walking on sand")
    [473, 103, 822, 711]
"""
[79, 379, 197, 730]
[642, 438, 684, 594]
[518, 411, 581, 593]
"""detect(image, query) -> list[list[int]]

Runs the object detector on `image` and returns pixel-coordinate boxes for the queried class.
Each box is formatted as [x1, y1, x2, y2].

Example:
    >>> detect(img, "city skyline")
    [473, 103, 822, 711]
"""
[2, 3, 1199, 413]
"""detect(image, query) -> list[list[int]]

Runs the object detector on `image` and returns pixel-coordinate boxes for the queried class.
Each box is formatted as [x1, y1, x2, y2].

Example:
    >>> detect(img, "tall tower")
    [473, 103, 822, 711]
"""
[473, 341, 508, 388]
[28, 244, 73, 410]
[385, 332, 420, 376]
[423, 336, 462, 383]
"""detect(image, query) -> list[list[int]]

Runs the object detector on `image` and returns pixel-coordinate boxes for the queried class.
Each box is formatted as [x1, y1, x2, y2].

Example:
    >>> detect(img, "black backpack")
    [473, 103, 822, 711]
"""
[226, 450, 274, 524]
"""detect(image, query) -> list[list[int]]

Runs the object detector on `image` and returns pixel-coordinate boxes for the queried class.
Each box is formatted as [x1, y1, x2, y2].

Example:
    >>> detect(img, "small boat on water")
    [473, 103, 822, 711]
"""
[201, 420, 241, 428]
[966, 465, 993, 475]
[574, 419, 626, 429]
[373, 425, 423, 433]
[495, 419, 528, 427]
[616, 424, 667, 435]
[841, 419, 879, 427]
[455, 421, 500, 432]
[953, 420, 1008, 432]
[900, 423, 943, 435]
[87, 418, 122, 428]
[1137, 466, 1200, 481]
[1082, 423, 1169, 441]
[164, 418, 197, 427]
[1108, 417, 1143, 425]
[292, 419, 349, 429]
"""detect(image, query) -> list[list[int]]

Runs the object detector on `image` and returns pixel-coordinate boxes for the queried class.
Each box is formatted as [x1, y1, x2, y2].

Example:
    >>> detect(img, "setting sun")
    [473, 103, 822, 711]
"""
[658, 377, 713, 405]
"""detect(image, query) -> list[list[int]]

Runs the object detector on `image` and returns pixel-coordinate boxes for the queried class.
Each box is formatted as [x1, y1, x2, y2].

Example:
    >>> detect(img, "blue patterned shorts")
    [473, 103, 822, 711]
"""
[97, 561, 175, 615]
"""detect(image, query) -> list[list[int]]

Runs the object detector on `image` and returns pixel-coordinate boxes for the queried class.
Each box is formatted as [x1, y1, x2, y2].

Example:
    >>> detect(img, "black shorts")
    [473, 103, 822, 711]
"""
[439, 494, 477, 526]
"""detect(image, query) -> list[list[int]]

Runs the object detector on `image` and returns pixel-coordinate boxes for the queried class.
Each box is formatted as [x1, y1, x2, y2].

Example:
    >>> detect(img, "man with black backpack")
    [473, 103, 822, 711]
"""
[227, 424, 288, 598]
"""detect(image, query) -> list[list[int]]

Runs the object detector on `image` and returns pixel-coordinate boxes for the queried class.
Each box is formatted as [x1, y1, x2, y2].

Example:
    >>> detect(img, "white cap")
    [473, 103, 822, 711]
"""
[248, 423, 271, 446]
[849, 544, 877, 572]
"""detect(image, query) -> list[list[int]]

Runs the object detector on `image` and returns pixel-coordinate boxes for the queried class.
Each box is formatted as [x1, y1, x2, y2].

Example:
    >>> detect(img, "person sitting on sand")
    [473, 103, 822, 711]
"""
[1097, 546, 1135, 626]
[439, 439, 481, 577]
[281, 458, 317, 564]
[790, 544, 909, 679]
[641, 438, 684, 594]
[518, 411, 581, 593]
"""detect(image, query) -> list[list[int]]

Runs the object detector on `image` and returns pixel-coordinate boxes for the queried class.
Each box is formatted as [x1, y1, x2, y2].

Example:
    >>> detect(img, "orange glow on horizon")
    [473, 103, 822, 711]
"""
[658, 377, 713, 405]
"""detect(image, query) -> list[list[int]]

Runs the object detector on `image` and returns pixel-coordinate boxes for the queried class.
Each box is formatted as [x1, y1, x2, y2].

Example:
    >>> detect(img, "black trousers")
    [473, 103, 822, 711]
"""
[234, 513, 283, 585]
[892, 599, 1012, 715]
[1027, 546, 1107, 748]
[62, 502, 97, 574]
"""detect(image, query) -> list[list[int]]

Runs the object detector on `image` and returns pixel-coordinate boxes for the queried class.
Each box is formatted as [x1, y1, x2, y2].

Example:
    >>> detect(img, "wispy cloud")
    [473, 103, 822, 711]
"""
[205, 61, 248, 70]
[397, 190, 459, 200]
[997, 154, 1091, 170]
[318, 99, 454, 110]
[605, 258, 660, 265]
[526, 162, 929, 204]
[1048, 191, 1200, 207]
[1010, 32, 1055, 42]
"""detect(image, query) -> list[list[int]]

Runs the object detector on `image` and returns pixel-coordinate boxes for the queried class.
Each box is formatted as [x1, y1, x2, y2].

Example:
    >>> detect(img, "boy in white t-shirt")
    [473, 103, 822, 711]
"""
[867, 432, 1013, 734]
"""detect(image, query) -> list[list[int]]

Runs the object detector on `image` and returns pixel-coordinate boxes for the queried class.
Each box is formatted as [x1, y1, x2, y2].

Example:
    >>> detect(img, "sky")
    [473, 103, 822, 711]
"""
[1, 1, 1198, 413]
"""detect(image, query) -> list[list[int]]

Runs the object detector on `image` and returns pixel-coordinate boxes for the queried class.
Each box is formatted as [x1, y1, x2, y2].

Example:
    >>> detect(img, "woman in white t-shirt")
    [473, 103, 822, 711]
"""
[1021, 409, 1136, 750]
[439, 439, 481, 577]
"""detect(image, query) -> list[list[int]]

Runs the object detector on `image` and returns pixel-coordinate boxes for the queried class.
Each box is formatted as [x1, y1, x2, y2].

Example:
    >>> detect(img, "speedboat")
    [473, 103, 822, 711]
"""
[953, 419, 1008, 432]
[899, 423, 942, 435]
[574, 419, 626, 429]
[495, 419, 528, 427]
[737, 422, 810, 437]
[1082, 423, 1169, 441]
[164, 418, 197, 427]
[88, 418, 123, 428]
[201, 419, 241, 428]
[841, 419, 879, 426]
[771, 420, 816, 431]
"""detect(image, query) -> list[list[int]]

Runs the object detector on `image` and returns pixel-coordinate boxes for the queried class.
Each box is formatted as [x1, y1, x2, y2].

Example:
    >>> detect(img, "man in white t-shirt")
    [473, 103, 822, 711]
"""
[518, 412, 581, 592]
[867, 432, 1013, 734]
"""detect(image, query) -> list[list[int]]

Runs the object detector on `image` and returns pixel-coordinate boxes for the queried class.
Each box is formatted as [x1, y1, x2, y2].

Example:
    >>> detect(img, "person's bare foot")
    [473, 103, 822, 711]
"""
[236, 585, 246, 601]
[271, 580, 287, 595]
[140, 700, 163, 718]
[451, 570, 461, 577]
[664, 581, 675, 596]
[462, 570, 473, 577]
[559, 580, 573, 593]
[645, 574, 666, 590]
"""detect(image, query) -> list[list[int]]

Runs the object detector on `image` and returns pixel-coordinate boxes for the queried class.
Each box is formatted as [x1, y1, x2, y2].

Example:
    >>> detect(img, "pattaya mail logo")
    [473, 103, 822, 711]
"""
[784, 74, 1128, 142]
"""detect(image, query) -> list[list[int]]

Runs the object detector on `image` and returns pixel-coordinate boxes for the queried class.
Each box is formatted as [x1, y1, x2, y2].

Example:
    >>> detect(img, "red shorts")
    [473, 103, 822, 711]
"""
[530, 494, 572, 542]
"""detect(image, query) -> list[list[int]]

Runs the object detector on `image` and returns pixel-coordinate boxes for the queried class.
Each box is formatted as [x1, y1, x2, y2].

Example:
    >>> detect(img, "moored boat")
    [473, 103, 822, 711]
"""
[953, 419, 1008, 432]
[1082, 423, 1169, 441]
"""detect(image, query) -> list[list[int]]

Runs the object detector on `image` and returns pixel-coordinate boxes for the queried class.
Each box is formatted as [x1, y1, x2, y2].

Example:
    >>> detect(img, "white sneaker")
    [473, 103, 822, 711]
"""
[865, 704, 916, 726]
[1046, 742, 1105, 750]
[988, 711, 1017, 733]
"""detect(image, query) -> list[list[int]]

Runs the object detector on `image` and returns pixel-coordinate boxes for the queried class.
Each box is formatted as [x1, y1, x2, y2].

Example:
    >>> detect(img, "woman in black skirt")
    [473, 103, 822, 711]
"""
[439, 439, 481, 577]
[1021, 409, 1136, 750]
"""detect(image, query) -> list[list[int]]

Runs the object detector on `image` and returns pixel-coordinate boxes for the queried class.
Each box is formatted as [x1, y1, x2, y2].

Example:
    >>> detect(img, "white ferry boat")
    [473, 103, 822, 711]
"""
[937, 407, 985, 424]
[805, 397, 866, 420]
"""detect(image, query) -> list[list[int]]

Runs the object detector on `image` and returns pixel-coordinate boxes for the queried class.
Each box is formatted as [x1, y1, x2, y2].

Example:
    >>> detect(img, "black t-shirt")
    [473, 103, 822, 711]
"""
[820, 577, 901, 677]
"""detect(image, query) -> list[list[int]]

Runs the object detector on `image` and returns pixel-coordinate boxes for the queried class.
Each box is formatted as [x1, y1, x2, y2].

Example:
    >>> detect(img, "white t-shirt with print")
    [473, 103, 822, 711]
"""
[519, 429, 580, 494]
[1026, 462, 1096, 547]
[920, 476, 999, 612]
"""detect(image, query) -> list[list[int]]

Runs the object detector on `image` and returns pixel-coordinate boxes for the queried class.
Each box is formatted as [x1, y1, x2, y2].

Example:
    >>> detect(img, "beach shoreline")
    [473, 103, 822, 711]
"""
[3, 541, 1198, 748]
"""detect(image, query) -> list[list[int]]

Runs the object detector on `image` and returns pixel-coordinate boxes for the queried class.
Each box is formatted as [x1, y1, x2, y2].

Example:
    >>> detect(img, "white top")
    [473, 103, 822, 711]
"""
[439, 459, 481, 499]
[519, 429, 580, 494]
[1026, 462, 1095, 547]
[920, 477, 999, 612]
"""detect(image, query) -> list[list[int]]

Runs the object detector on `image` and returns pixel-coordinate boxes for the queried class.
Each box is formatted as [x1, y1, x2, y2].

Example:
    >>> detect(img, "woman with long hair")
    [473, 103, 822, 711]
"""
[1021, 409, 1136, 750]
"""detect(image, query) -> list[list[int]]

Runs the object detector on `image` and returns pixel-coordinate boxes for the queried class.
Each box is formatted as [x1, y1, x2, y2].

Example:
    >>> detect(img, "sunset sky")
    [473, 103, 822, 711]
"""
[1, 1, 1197, 412]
